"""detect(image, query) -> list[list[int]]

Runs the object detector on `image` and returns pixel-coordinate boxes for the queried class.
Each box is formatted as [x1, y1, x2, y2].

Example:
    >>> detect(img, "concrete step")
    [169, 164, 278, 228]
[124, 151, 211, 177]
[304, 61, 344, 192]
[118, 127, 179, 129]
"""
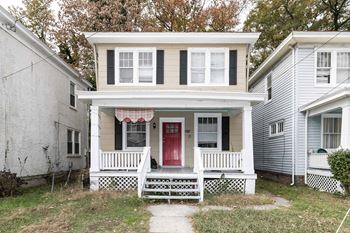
[142, 195, 200, 200]
[145, 181, 198, 186]
[143, 188, 200, 193]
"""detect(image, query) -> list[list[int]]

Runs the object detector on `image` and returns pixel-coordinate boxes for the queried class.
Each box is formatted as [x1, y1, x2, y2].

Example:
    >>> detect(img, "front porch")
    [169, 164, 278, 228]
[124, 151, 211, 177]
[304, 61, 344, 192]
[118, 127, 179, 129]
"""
[301, 87, 350, 193]
[79, 90, 264, 201]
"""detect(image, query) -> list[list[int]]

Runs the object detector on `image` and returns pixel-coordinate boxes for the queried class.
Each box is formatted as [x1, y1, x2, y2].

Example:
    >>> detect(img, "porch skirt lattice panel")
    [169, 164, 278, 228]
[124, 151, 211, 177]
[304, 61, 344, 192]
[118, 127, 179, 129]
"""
[99, 176, 137, 191]
[307, 173, 343, 193]
[204, 178, 245, 194]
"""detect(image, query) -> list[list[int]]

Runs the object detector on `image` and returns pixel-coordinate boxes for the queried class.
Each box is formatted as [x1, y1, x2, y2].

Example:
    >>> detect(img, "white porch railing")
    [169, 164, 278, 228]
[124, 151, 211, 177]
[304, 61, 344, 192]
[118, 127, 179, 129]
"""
[200, 150, 243, 171]
[100, 151, 143, 170]
[194, 147, 204, 202]
[137, 147, 151, 197]
[308, 153, 330, 170]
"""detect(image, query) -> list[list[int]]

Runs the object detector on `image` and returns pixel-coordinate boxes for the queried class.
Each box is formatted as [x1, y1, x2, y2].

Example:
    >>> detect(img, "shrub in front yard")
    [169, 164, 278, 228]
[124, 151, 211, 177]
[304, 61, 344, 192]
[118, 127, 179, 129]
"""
[0, 170, 26, 197]
[328, 149, 350, 195]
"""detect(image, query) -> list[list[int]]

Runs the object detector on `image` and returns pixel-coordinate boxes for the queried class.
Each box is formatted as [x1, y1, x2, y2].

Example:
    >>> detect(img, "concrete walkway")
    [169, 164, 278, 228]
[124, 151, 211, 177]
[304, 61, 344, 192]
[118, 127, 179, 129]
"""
[147, 196, 290, 233]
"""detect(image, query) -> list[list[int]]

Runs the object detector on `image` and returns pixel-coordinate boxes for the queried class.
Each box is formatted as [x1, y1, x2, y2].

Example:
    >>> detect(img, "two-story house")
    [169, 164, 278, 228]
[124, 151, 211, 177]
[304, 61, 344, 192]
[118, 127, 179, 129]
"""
[78, 32, 264, 201]
[249, 31, 350, 193]
[0, 6, 92, 185]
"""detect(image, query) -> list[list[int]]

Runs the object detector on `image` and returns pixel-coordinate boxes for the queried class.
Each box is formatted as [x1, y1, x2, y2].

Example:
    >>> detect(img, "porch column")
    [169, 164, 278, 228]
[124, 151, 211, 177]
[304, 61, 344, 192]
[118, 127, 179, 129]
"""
[341, 104, 350, 149]
[242, 105, 255, 174]
[90, 105, 100, 191]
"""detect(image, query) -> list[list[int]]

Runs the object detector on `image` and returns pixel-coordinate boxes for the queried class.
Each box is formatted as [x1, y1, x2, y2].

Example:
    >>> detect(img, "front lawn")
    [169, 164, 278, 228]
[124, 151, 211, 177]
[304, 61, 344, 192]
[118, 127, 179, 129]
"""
[193, 179, 350, 233]
[0, 185, 149, 233]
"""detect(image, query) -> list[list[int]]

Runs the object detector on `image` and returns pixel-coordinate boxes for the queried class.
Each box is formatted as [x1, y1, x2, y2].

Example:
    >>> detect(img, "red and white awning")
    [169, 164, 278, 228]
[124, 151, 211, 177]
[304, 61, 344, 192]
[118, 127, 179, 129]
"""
[115, 108, 154, 123]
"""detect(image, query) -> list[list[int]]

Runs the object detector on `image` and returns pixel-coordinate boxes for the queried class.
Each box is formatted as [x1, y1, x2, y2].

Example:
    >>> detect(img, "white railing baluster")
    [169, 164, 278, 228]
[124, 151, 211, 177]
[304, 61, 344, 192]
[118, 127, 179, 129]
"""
[200, 150, 243, 171]
[99, 151, 144, 170]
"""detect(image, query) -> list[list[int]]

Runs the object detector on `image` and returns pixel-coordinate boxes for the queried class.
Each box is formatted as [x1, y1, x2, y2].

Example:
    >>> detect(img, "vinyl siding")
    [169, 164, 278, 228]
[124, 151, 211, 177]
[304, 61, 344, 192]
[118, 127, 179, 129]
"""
[250, 52, 294, 175]
[308, 115, 321, 151]
[96, 43, 247, 92]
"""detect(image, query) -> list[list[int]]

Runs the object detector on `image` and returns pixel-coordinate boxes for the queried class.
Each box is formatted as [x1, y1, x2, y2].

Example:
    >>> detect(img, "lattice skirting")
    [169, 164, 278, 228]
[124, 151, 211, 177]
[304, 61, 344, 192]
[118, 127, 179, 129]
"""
[204, 178, 246, 194]
[307, 173, 343, 193]
[98, 176, 137, 191]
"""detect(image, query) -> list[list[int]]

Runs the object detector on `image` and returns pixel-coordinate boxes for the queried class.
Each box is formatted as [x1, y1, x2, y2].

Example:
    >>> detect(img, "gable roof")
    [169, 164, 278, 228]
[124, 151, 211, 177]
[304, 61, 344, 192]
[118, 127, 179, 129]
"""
[248, 31, 350, 88]
[0, 6, 92, 88]
[84, 32, 261, 45]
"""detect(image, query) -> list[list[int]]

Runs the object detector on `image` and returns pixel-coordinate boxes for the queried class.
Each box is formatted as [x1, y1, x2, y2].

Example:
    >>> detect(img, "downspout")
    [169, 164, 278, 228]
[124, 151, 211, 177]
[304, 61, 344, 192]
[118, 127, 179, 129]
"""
[304, 110, 309, 185]
[290, 45, 296, 186]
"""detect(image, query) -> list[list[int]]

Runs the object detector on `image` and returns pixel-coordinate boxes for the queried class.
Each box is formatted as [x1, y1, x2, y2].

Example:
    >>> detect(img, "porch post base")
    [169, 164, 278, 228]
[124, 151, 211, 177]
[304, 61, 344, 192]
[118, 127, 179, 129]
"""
[245, 179, 256, 194]
[90, 176, 99, 191]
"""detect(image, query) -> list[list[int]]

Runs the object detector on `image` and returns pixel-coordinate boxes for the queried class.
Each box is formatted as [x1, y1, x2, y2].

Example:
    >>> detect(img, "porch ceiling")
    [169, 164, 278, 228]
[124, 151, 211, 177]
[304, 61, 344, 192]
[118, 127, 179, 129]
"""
[77, 90, 265, 108]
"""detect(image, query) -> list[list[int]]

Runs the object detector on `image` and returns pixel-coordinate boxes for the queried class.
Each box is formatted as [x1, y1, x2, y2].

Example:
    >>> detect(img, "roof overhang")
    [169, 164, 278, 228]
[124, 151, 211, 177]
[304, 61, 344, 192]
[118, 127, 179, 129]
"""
[83, 32, 261, 45]
[300, 87, 350, 115]
[77, 90, 265, 108]
[248, 31, 350, 88]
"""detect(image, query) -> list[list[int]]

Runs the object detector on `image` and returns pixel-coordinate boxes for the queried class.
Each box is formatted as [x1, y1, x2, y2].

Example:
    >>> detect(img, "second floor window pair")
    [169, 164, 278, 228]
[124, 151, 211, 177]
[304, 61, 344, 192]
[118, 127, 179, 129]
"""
[316, 51, 350, 85]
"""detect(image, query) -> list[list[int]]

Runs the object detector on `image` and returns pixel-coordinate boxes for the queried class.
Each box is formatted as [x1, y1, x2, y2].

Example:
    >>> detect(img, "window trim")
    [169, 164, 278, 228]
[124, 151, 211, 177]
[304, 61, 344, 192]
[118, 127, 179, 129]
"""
[67, 129, 81, 156]
[321, 113, 342, 149]
[314, 48, 350, 87]
[194, 113, 222, 150]
[265, 73, 272, 103]
[69, 81, 77, 109]
[188, 48, 229, 86]
[115, 47, 157, 86]
[122, 121, 150, 151]
[269, 120, 284, 138]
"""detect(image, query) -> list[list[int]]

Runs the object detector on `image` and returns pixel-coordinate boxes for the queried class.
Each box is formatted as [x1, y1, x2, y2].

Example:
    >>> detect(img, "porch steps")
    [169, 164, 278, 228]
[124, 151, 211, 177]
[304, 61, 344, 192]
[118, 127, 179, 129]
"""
[141, 174, 200, 201]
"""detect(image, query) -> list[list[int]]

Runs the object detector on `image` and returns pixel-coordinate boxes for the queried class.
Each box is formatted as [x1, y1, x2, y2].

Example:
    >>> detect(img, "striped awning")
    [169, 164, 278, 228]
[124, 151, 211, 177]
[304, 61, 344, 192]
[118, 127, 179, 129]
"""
[115, 108, 154, 123]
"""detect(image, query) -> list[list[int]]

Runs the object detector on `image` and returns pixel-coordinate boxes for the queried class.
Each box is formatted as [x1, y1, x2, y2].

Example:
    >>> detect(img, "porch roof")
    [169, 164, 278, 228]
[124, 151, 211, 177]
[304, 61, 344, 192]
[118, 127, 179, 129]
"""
[299, 87, 350, 115]
[77, 90, 265, 108]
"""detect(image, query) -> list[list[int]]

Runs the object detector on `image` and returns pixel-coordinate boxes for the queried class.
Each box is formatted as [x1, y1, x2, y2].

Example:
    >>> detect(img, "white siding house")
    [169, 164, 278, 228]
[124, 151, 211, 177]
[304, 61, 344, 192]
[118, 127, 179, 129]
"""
[249, 31, 350, 192]
[0, 6, 92, 182]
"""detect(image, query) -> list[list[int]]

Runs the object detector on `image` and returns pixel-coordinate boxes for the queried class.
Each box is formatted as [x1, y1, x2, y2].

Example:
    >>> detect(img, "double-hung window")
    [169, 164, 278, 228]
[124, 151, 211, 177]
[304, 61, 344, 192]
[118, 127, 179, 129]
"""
[70, 81, 76, 108]
[195, 113, 222, 149]
[322, 114, 342, 149]
[116, 48, 156, 84]
[123, 122, 150, 150]
[269, 120, 284, 137]
[316, 52, 332, 84]
[337, 52, 350, 84]
[67, 129, 80, 155]
[188, 48, 228, 85]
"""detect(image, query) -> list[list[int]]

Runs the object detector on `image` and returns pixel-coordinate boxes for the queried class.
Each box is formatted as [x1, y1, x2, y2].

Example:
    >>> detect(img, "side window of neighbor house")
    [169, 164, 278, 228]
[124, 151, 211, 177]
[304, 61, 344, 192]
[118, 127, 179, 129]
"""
[337, 52, 350, 84]
[67, 129, 80, 155]
[70, 81, 76, 107]
[316, 52, 331, 84]
[266, 74, 272, 101]
[322, 115, 341, 149]
[269, 120, 284, 137]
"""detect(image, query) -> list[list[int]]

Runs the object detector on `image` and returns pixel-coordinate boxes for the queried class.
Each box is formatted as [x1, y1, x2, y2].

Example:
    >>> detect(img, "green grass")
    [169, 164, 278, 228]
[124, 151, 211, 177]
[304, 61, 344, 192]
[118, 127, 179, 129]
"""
[0, 185, 149, 233]
[202, 192, 274, 207]
[193, 179, 350, 233]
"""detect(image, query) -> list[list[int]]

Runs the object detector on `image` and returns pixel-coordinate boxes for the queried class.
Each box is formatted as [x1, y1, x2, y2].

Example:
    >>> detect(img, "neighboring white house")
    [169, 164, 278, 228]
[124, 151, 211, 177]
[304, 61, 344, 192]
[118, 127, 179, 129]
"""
[78, 32, 264, 201]
[0, 6, 92, 183]
[249, 31, 350, 193]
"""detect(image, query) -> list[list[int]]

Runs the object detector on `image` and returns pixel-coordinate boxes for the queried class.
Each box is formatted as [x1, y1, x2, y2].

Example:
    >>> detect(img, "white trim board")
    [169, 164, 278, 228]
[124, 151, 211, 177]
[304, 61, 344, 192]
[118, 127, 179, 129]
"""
[159, 118, 185, 167]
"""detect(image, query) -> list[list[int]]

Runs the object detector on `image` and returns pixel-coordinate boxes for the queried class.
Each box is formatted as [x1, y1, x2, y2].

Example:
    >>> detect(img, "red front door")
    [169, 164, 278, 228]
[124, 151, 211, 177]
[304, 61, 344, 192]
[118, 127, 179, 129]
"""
[162, 122, 182, 166]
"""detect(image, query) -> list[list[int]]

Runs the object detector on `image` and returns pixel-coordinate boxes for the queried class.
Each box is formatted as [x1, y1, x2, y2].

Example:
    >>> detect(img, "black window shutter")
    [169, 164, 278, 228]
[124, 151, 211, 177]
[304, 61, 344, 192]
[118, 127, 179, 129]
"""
[222, 116, 230, 151]
[107, 50, 115, 85]
[156, 50, 164, 84]
[229, 50, 237, 85]
[179, 50, 187, 85]
[115, 117, 122, 150]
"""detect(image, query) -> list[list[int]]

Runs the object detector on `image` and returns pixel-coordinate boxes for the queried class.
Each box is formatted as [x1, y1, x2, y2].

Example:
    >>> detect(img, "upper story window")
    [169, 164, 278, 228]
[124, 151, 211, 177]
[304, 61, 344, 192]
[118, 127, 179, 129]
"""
[316, 50, 350, 85]
[188, 48, 229, 85]
[269, 120, 284, 137]
[116, 48, 156, 84]
[266, 74, 272, 101]
[70, 81, 76, 108]
[337, 52, 350, 84]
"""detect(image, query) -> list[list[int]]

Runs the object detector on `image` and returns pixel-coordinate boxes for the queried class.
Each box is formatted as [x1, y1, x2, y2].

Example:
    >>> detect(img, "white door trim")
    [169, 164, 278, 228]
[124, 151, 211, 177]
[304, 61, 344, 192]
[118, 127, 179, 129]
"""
[159, 117, 185, 167]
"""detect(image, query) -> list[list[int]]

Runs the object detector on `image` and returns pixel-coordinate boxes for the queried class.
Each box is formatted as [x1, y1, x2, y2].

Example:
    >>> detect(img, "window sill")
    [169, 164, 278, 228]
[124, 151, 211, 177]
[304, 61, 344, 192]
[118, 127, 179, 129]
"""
[67, 154, 82, 158]
[264, 99, 272, 105]
[187, 83, 229, 87]
[114, 83, 156, 86]
[269, 134, 284, 139]
[69, 106, 77, 111]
